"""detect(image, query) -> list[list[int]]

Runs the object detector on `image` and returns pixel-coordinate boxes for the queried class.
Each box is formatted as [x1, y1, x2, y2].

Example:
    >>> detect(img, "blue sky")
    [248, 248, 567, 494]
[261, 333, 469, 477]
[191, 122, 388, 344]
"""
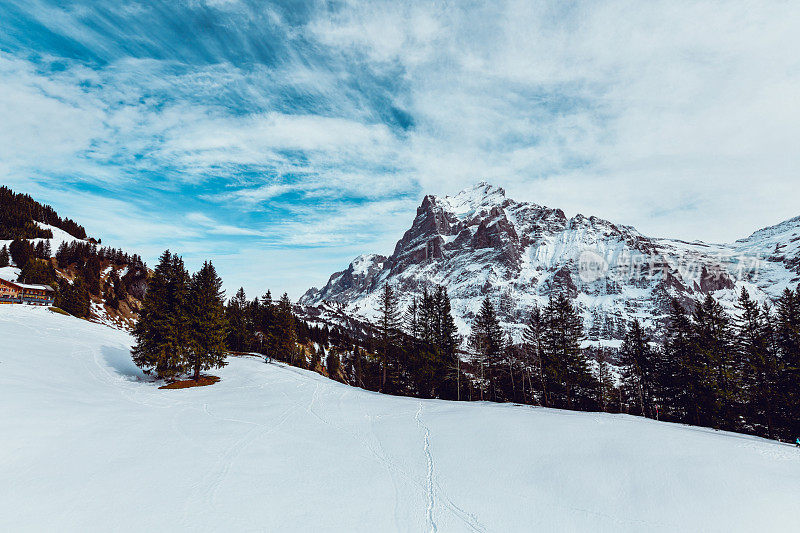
[1, 0, 799, 298]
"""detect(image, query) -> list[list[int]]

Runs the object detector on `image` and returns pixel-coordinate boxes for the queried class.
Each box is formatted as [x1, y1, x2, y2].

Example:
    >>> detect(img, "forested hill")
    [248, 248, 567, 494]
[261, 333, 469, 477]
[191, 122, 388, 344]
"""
[0, 185, 87, 240]
[0, 185, 148, 328]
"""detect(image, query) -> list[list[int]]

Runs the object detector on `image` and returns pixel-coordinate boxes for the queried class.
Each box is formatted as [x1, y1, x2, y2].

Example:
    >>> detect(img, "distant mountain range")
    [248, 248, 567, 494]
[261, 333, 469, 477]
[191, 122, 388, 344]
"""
[300, 182, 800, 341]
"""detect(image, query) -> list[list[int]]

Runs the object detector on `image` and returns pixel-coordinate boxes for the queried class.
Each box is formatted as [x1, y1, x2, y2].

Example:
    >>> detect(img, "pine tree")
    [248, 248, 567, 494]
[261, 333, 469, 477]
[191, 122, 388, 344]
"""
[275, 292, 297, 363]
[541, 293, 592, 409]
[376, 284, 401, 392]
[9, 239, 34, 267]
[735, 288, 778, 438]
[436, 287, 460, 399]
[619, 319, 655, 417]
[523, 305, 548, 406]
[503, 332, 519, 402]
[594, 347, 617, 413]
[56, 275, 91, 318]
[132, 250, 191, 380]
[469, 296, 503, 401]
[0, 245, 9, 267]
[660, 298, 700, 424]
[775, 287, 800, 439]
[226, 287, 249, 352]
[326, 351, 340, 380]
[693, 294, 736, 428]
[187, 261, 228, 381]
[19, 258, 56, 285]
[256, 290, 276, 357]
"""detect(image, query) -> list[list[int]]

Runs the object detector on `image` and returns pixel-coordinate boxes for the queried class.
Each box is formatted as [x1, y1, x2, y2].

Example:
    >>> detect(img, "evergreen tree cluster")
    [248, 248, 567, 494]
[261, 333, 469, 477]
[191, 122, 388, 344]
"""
[8, 238, 48, 268]
[0, 185, 86, 240]
[220, 282, 464, 400]
[1, 232, 147, 318]
[470, 292, 596, 408]
[128, 249, 800, 443]
[453, 286, 800, 442]
[132, 251, 228, 381]
[56, 278, 91, 318]
[612, 288, 800, 441]
[53, 240, 148, 310]
[393, 285, 461, 398]
[224, 288, 300, 365]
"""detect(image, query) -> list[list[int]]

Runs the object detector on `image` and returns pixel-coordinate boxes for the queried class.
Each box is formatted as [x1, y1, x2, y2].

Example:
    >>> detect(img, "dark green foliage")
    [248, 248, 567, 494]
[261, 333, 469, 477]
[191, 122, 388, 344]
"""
[376, 284, 401, 392]
[132, 251, 192, 380]
[192, 263, 800, 443]
[395, 286, 463, 399]
[522, 305, 548, 406]
[132, 252, 230, 381]
[187, 261, 229, 380]
[775, 287, 800, 438]
[641, 289, 800, 441]
[619, 319, 656, 417]
[0, 245, 8, 267]
[55, 276, 91, 318]
[275, 292, 299, 363]
[226, 287, 250, 352]
[735, 288, 779, 438]
[308, 346, 321, 372]
[19, 258, 56, 285]
[594, 348, 618, 413]
[658, 299, 699, 423]
[326, 351, 340, 378]
[9, 239, 35, 267]
[469, 296, 504, 401]
[0, 185, 86, 240]
[540, 293, 595, 409]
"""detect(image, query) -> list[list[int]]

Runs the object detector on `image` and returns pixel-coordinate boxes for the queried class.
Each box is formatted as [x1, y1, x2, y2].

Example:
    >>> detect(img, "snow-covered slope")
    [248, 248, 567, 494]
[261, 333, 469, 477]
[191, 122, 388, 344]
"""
[2, 306, 800, 532]
[301, 183, 800, 339]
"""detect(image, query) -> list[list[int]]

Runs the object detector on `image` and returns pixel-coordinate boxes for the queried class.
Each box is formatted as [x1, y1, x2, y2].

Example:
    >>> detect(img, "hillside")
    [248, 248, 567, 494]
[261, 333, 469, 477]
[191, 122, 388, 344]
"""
[0, 186, 147, 327]
[301, 183, 800, 340]
[0, 185, 87, 240]
[2, 306, 799, 532]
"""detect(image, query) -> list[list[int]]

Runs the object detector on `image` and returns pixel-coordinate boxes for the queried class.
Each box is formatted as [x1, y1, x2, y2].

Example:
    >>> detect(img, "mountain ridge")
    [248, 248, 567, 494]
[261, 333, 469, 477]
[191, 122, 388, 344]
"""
[301, 182, 800, 340]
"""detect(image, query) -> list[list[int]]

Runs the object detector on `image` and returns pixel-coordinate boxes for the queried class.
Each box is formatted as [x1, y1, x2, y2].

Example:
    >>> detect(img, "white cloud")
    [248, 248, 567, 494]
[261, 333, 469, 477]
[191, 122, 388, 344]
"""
[2, 0, 800, 297]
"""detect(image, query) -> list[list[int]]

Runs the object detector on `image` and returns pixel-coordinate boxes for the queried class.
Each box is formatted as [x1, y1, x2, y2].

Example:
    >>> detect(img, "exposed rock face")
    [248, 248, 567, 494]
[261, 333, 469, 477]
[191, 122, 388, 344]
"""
[303, 253, 387, 305]
[300, 182, 800, 341]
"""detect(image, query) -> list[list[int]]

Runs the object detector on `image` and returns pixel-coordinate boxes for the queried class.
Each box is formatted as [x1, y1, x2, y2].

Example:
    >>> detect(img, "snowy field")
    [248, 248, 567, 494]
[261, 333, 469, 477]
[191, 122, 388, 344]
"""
[2, 306, 800, 532]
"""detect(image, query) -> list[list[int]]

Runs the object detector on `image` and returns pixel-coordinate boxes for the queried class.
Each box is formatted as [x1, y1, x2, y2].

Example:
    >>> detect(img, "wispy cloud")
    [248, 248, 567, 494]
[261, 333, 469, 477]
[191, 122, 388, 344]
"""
[1, 0, 799, 297]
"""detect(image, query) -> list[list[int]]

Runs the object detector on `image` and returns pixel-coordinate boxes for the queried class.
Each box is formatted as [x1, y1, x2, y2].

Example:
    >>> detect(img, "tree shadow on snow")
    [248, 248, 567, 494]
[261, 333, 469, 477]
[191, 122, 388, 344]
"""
[101, 346, 151, 382]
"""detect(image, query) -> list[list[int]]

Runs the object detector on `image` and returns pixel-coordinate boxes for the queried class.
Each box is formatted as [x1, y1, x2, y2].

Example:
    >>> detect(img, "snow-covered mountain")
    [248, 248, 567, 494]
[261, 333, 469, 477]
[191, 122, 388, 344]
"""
[3, 305, 800, 531]
[301, 183, 800, 340]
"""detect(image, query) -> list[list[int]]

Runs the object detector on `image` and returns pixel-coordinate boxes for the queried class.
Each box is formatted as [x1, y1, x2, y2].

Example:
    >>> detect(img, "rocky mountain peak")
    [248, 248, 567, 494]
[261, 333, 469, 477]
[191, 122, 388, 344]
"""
[300, 182, 800, 342]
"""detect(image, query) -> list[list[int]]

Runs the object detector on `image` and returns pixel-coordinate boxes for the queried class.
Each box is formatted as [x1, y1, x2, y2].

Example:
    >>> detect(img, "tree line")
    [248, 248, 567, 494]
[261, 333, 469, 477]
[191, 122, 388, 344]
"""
[131, 249, 800, 442]
[613, 288, 800, 441]
[0, 185, 86, 240]
[461, 287, 800, 442]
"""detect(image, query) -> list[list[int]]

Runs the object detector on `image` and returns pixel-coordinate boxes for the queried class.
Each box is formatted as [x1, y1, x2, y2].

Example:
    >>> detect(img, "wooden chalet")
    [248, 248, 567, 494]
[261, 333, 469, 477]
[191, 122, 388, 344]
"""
[0, 278, 54, 306]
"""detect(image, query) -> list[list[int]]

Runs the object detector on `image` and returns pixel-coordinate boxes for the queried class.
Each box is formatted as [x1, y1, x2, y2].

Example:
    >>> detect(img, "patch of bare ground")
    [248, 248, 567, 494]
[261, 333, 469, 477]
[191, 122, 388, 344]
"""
[159, 375, 221, 389]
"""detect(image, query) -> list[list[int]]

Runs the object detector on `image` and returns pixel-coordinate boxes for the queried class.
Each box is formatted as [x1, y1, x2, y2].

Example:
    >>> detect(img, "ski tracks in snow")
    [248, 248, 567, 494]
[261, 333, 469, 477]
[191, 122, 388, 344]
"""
[414, 402, 486, 533]
[180, 397, 302, 524]
[415, 402, 437, 533]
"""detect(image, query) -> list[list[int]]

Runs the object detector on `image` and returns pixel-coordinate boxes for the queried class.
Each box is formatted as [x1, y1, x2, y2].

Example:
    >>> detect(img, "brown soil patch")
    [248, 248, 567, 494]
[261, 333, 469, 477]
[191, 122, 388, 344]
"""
[159, 375, 221, 389]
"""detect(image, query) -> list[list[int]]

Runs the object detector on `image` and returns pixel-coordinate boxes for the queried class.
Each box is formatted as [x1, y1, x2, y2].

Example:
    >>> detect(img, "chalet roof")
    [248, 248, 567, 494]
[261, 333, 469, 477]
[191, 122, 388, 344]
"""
[0, 277, 54, 292]
[16, 282, 54, 292]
